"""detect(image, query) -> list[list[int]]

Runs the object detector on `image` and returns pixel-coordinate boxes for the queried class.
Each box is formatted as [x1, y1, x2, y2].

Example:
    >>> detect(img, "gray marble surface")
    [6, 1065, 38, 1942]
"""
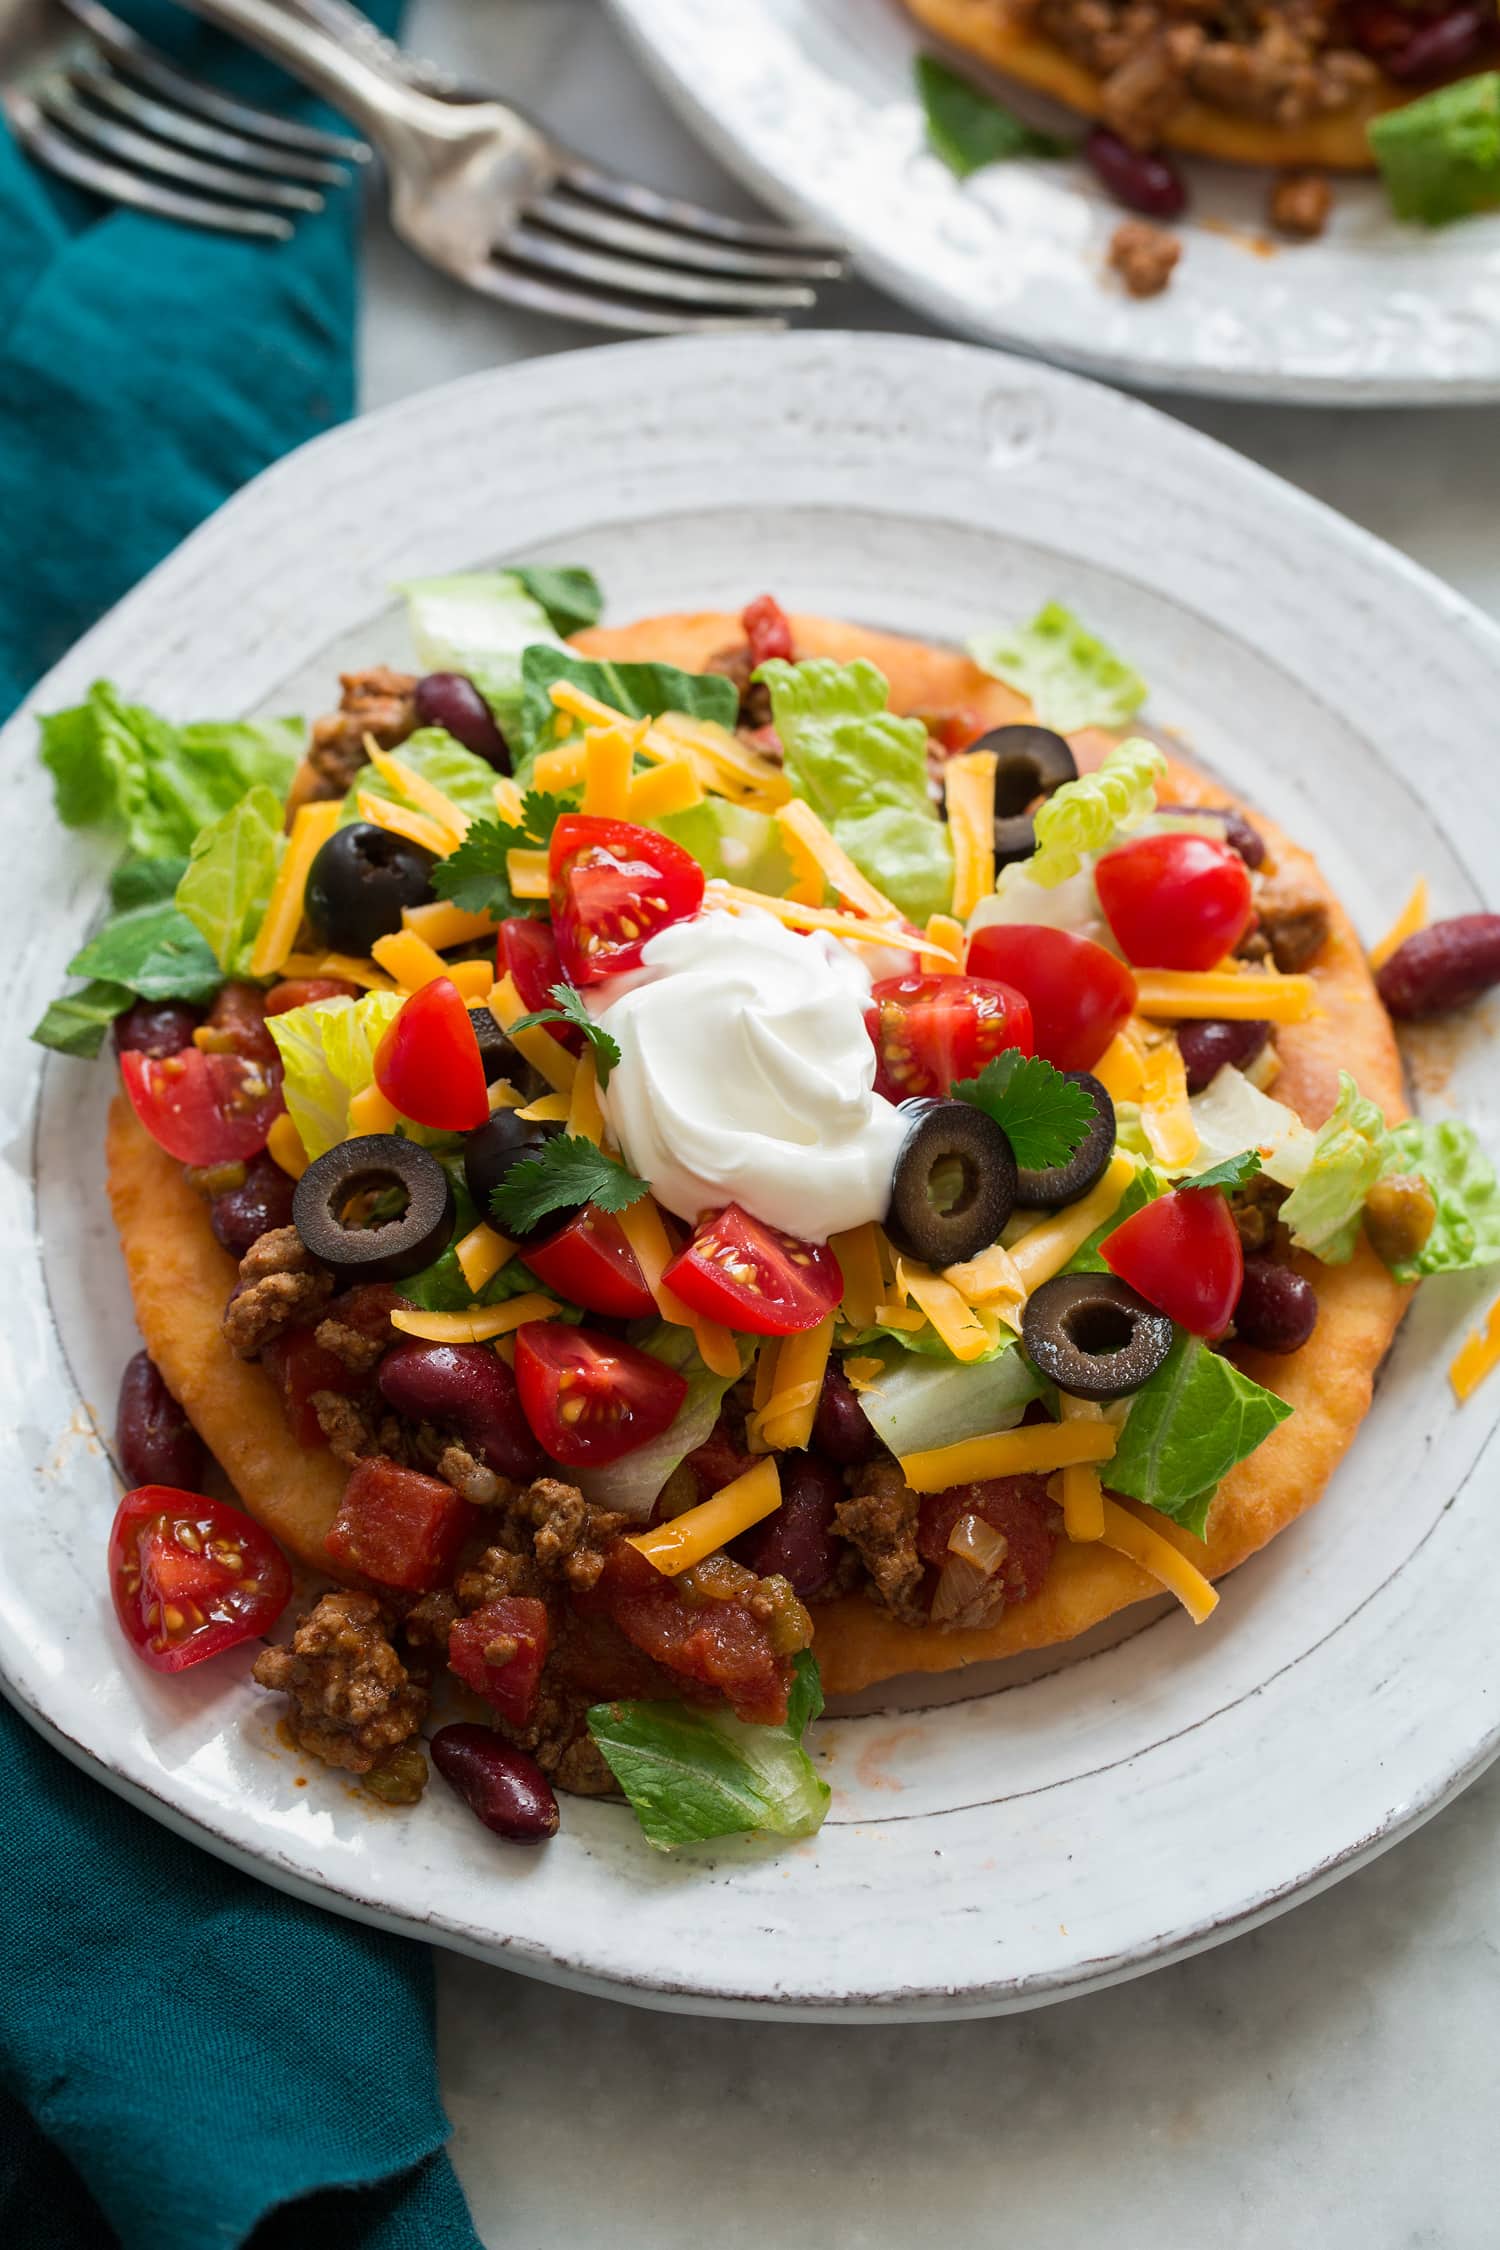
[360, 7, 1500, 2243]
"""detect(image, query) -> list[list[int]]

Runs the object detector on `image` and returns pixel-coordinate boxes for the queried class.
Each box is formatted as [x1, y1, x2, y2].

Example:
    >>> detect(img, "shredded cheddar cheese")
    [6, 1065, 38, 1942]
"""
[830, 1223, 885, 1330]
[249, 800, 341, 979]
[773, 799, 902, 924]
[1139, 1039, 1199, 1172]
[492, 776, 525, 823]
[1369, 876, 1429, 971]
[347, 1081, 400, 1137]
[363, 743, 469, 846]
[390, 1296, 559, 1344]
[707, 882, 951, 960]
[943, 750, 997, 921]
[892, 1256, 993, 1364]
[900, 1420, 1117, 1494]
[487, 976, 577, 1095]
[615, 1195, 741, 1377]
[370, 929, 450, 992]
[1057, 1394, 1106, 1542]
[581, 721, 644, 819]
[356, 792, 453, 861]
[1135, 969, 1314, 1022]
[402, 900, 497, 951]
[1451, 1293, 1500, 1402]
[750, 1316, 834, 1452]
[505, 848, 551, 900]
[1098, 1497, 1218, 1623]
[455, 1222, 517, 1294]
[565, 1051, 605, 1145]
[516, 1092, 571, 1123]
[282, 950, 393, 991]
[627, 759, 702, 821]
[266, 1113, 309, 1180]
[1092, 1028, 1147, 1105]
[1008, 1155, 1136, 1292]
[627, 1459, 782, 1576]
[920, 914, 966, 974]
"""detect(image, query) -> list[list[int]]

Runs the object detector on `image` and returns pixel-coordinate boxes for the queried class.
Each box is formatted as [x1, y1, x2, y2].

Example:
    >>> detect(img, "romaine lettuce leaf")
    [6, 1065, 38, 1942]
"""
[30, 980, 135, 1059]
[1062, 1163, 1162, 1272]
[66, 899, 221, 1004]
[1381, 1118, 1500, 1282]
[508, 565, 603, 637]
[265, 989, 402, 1160]
[1104, 1333, 1292, 1538]
[757, 656, 953, 921]
[1279, 1072, 1389, 1264]
[109, 855, 188, 911]
[966, 860, 1110, 945]
[40, 681, 300, 859]
[656, 798, 795, 896]
[342, 727, 507, 831]
[401, 570, 565, 738]
[587, 1649, 829, 1850]
[1369, 73, 1500, 227]
[915, 53, 1071, 176]
[968, 603, 1147, 734]
[1025, 737, 1167, 889]
[174, 784, 282, 976]
[576, 1323, 748, 1519]
[512, 645, 738, 775]
[853, 1339, 1041, 1456]
[1188, 1065, 1315, 1191]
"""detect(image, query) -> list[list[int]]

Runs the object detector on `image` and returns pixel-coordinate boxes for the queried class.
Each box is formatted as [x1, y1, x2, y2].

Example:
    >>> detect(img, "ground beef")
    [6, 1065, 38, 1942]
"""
[1108, 219, 1181, 298]
[834, 1461, 929, 1628]
[221, 1227, 333, 1358]
[401, 1588, 460, 1655]
[455, 1544, 548, 1609]
[313, 1312, 390, 1375]
[434, 1442, 507, 1507]
[706, 641, 774, 734]
[252, 1590, 426, 1776]
[1254, 873, 1332, 972]
[304, 665, 418, 798]
[1269, 170, 1333, 240]
[311, 1390, 382, 1465]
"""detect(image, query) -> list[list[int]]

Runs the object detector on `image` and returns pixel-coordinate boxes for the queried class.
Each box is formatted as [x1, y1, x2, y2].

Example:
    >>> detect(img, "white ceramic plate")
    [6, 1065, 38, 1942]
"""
[5, 333, 1500, 2021]
[605, 0, 1500, 404]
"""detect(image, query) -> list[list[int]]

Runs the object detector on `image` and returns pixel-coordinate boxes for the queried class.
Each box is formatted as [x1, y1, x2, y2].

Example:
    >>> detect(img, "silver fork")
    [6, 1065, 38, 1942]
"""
[172, 0, 848, 333]
[1, 0, 367, 240]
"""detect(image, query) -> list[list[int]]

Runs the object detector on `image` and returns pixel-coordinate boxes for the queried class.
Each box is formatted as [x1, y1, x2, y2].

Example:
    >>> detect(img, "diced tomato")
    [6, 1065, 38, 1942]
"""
[447, 1596, 551, 1726]
[576, 1539, 793, 1725]
[207, 981, 279, 1065]
[663, 1205, 843, 1336]
[742, 593, 795, 669]
[1095, 833, 1255, 973]
[373, 975, 489, 1131]
[522, 1205, 656, 1319]
[965, 923, 1137, 1073]
[1101, 1186, 1244, 1339]
[548, 815, 704, 985]
[265, 976, 360, 1015]
[499, 917, 583, 1054]
[121, 1046, 285, 1167]
[325, 1457, 477, 1592]
[551, 1608, 701, 1704]
[109, 1485, 291, 1673]
[922, 707, 992, 756]
[865, 972, 1033, 1102]
[513, 1323, 688, 1469]
[915, 1475, 1057, 1605]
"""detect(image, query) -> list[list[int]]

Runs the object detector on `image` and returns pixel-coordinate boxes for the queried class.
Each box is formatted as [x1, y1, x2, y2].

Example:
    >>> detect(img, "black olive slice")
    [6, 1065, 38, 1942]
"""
[1021, 1273, 1173, 1401]
[293, 1134, 455, 1284]
[884, 1099, 1017, 1268]
[1013, 1072, 1117, 1210]
[968, 724, 1078, 868]
[305, 823, 437, 955]
[462, 1108, 566, 1241]
[467, 1007, 544, 1099]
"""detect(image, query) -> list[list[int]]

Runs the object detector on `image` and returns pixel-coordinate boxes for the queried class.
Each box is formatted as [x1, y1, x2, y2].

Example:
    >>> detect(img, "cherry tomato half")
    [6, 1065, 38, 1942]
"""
[109, 1485, 292, 1673]
[865, 973, 1033, 1102]
[373, 975, 489, 1131]
[522, 1205, 657, 1320]
[965, 924, 1137, 1073]
[499, 916, 583, 1054]
[1095, 832, 1255, 973]
[663, 1204, 844, 1336]
[120, 1046, 285, 1167]
[1101, 1186, 1245, 1339]
[548, 815, 704, 986]
[514, 1322, 689, 1468]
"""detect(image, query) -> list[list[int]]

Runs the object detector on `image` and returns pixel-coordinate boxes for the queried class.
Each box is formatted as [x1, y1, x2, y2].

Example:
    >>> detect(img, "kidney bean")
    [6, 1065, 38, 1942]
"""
[1376, 916, 1500, 1020]
[1156, 802, 1266, 870]
[1233, 1258, 1317, 1355]
[116, 1349, 205, 1487]
[264, 976, 360, 1015]
[1175, 1016, 1272, 1095]
[414, 672, 509, 769]
[378, 1339, 546, 1480]
[431, 1724, 558, 1842]
[731, 1453, 844, 1600]
[1085, 126, 1187, 219]
[210, 1152, 297, 1255]
[1384, 3, 1494, 82]
[811, 1361, 877, 1467]
[113, 1000, 201, 1061]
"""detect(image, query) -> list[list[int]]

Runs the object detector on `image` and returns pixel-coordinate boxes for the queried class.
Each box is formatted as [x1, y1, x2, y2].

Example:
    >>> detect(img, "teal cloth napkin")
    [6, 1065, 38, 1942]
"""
[0, 7, 483, 2244]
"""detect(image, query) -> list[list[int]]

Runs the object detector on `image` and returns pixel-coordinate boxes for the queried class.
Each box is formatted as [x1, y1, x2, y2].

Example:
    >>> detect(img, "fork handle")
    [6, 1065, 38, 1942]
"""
[167, 0, 449, 146]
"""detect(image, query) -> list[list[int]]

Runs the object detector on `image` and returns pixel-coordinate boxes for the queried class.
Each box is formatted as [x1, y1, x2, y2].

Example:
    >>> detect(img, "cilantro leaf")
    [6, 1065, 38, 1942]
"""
[512, 982, 621, 1089]
[915, 55, 1072, 177]
[953, 1052, 1095, 1171]
[1180, 1150, 1263, 1195]
[490, 1135, 649, 1235]
[431, 791, 568, 919]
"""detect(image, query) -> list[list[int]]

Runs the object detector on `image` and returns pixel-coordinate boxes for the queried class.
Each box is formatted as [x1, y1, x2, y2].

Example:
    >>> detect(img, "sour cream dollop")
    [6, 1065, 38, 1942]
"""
[593, 910, 908, 1241]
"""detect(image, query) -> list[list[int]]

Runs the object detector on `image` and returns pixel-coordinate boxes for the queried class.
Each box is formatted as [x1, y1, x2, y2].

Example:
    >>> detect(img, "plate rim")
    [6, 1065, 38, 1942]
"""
[6, 330, 1500, 2019]
[602, 0, 1500, 407]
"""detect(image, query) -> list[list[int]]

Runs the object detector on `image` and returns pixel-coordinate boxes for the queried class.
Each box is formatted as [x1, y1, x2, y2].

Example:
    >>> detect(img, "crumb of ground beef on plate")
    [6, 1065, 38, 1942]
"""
[1269, 171, 1333, 241]
[1108, 219, 1182, 299]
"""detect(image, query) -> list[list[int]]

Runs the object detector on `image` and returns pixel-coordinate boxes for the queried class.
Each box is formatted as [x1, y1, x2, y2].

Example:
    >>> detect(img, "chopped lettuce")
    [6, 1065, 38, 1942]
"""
[756, 657, 953, 921]
[1105, 1334, 1293, 1538]
[400, 1161, 549, 1313]
[587, 1649, 829, 1851]
[174, 784, 282, 976]
[1381, 1118, 1500, 1282]
[109, 854, 188, 911]
[265, 989, 402, 1161]
[967, 860, 1110, 944]
[66, 899, 220, 1004]
[968, 603, 1147, 734]
[1279, 1072, 1389, 1264]
[1369, 73, 1500, 228]
[1063, 1163, 1162, 1272]
[1025, 737, 1167, 889]
[31, 981, 134, 1059]
[1188, 1065, 1316, 1191]
[342, 728, 506, 831]
[507, 564, 603, 637]
[401, 570, 565, 738]
[853, 1339, 1041, 1457]
[915, 54, 1071, 176]
[656, 798, 795, 896]
[40, 681, 300, 859]
[576, 1323, 747, 1520]
[512, 645, 738, 775]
